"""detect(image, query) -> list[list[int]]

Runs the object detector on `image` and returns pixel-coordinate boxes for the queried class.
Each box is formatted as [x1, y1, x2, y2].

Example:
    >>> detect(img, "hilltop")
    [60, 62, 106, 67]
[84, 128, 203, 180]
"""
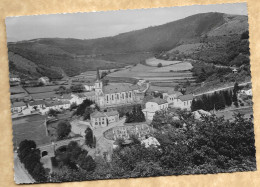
[7, 12, 248, 78]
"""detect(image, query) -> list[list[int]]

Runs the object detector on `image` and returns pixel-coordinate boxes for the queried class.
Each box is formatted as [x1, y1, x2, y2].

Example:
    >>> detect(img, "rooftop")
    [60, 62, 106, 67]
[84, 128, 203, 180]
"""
[90, 111, 106, 118]
[103, 83, 139, 94]
[105, 110, 119, 117]
[148, 97, 168, 105]
[178, 94, 194, 101]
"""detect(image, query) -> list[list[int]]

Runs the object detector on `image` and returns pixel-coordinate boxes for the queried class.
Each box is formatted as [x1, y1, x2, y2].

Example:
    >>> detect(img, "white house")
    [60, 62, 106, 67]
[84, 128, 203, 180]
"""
[105, 110, 119, 123]
[141, 136, 160, 148]
[38, 77, 50, 85]
[70, 93, 87, 105]
[11, 101, 27, 113]
[28, 100, 46, 111]
[142, 97, 168, 120]
[192, 109, 212, 120]
[83, 82, 95, 91]
[163, 90, 183, 104]
[240, 89, 252, 96]
[172, 94, 193, 110]
[90, 111, 108, 128]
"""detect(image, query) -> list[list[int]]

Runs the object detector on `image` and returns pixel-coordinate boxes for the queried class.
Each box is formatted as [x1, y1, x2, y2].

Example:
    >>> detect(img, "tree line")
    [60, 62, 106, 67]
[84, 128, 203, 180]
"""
[191, 83, 240, 111]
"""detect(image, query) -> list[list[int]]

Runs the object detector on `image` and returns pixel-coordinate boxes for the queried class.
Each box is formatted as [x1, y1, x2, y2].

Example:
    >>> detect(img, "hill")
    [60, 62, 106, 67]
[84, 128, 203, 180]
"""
[7, 12, 248, 78]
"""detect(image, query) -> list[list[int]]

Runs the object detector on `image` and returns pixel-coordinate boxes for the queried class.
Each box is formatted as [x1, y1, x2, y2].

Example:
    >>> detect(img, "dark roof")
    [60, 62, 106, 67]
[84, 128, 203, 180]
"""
[45, 101, 69, 107]
[90, 111, 106, 118]
[178, 94, 193, 101]
[105, 110, 119, 117]
[103, 83, 139, 94]
[167, 90, 183, 96]
[29, 100, 46, 106]
[148, 97, 168, 105]
[12, 101, 26, 107]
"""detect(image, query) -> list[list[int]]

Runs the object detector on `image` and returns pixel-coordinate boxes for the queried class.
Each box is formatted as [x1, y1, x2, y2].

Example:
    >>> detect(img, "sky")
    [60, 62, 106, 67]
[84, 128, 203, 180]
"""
[5, 3, 248, 42]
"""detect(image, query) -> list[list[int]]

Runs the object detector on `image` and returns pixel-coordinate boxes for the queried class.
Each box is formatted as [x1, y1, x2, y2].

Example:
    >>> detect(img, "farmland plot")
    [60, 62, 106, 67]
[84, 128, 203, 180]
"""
[151, 62, 193, 72]
[146, 57, 181, 66]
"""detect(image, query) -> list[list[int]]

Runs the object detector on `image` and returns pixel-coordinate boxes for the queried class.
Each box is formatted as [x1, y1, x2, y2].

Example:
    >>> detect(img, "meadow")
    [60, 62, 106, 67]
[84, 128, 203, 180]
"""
[12, 114, 51, 149]
[145, 57, 181, 66]
[25, 85, 70, 94]
[107, 60, 195, 88]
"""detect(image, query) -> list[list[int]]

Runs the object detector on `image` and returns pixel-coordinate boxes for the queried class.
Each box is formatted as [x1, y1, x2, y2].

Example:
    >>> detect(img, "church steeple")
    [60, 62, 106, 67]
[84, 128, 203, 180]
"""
[96, 68, 100, 80]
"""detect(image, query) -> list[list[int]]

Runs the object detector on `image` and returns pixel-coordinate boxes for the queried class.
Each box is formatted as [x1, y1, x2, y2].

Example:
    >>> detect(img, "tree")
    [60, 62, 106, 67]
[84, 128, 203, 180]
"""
[77, 155, 96, 171]
[125, 105, 145, 123]
[18, 140, 47, 182]
[57, 121, 71, 140]
[157, 63, 163, 67]
[85, 127, 94, 147]
[48, 109, 60, 117]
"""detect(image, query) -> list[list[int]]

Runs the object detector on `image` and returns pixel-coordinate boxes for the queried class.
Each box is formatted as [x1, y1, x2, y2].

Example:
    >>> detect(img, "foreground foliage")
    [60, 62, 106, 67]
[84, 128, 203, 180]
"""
[50, 109, 256, 182]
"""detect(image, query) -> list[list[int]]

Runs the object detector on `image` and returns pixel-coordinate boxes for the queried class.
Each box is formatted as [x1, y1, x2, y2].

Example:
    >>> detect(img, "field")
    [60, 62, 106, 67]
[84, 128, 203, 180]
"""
[145, 57, 181, 66]
[25, 85, 70, 94]
[12, 114, 51, 149]
[107, 60, 195, 88]
[150, 62, 193, 72]
[10, 86, 27, 94]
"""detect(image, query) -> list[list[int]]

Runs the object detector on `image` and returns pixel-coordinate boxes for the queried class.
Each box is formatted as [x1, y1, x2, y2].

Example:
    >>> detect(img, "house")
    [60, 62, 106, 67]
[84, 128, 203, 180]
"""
[142, 97, 168, 120]
[162, 90, 183, 104]
[9, 74, 21, 86]
[84, 82, 95, 91]
[38, 77, 50, 85]
[70, 93, 87, 105]
[11, 101, 27, 113]
[90, 111, 108, 128]
[141, 136, 160, 148]
[105, 110, 119, 123]
[192, 109, 212, 120]
[28, 100, 46, 111]
[232, 68, 238, 74]
[45, 101, 71, 111]
[240, 89, 252, 96]
[173, 94, 193, 110]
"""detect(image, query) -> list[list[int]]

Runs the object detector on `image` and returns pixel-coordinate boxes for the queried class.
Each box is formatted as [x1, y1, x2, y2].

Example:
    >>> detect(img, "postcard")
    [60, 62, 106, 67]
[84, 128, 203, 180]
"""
[5, 2, 256, 184]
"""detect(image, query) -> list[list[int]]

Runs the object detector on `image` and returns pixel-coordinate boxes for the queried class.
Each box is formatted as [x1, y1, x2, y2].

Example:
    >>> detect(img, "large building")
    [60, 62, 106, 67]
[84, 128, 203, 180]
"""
[93, 69, 148, 108]
[142, 97, 168, 120]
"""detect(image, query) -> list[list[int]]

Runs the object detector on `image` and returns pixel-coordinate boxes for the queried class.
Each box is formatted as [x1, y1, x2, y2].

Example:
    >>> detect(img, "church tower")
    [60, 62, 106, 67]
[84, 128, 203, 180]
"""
[94, 68, 103, 92]
[94, 68, 104, 107]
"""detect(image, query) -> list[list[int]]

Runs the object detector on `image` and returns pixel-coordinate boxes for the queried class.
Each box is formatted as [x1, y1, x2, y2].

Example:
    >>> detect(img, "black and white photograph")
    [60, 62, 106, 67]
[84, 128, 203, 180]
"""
[5, 2, 256, 184]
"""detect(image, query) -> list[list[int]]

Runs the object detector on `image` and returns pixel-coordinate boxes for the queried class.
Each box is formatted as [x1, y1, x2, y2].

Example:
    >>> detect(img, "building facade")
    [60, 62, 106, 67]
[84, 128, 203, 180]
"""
[93, 69, 148, 108]
[142, 97, 168, 120]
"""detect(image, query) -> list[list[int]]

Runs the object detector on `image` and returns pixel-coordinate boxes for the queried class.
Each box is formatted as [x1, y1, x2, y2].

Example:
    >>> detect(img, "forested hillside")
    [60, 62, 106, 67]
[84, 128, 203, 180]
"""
[7, 12, 248, 77]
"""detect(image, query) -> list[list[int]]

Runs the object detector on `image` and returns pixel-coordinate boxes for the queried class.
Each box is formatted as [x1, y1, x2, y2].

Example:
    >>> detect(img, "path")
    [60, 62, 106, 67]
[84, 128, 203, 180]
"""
[13, 153, 35, 184]
[194, 81, 251, 97]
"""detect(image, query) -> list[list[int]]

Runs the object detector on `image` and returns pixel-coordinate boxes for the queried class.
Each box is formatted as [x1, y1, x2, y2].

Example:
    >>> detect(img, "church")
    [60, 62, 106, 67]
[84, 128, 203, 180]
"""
[92, 69, 148, 108]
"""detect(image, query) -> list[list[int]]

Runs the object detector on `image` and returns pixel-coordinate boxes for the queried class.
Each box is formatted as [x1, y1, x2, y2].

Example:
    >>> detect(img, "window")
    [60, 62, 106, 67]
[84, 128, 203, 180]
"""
[126, 93, 128, 98]
[129, 92, 131, 98]
[122, 94, 124, 99]
[112, 95, 114, 100]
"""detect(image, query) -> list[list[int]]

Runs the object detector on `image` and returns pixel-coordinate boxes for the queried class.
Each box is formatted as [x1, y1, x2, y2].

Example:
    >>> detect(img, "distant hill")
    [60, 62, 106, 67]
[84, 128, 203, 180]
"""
[7, 12, 248, 78]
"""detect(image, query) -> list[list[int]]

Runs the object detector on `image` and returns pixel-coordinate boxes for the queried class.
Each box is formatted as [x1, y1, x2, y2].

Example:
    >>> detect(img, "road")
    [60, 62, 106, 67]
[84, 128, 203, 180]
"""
[194, 81, 251, 97]
[13, 153, 35, 184]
